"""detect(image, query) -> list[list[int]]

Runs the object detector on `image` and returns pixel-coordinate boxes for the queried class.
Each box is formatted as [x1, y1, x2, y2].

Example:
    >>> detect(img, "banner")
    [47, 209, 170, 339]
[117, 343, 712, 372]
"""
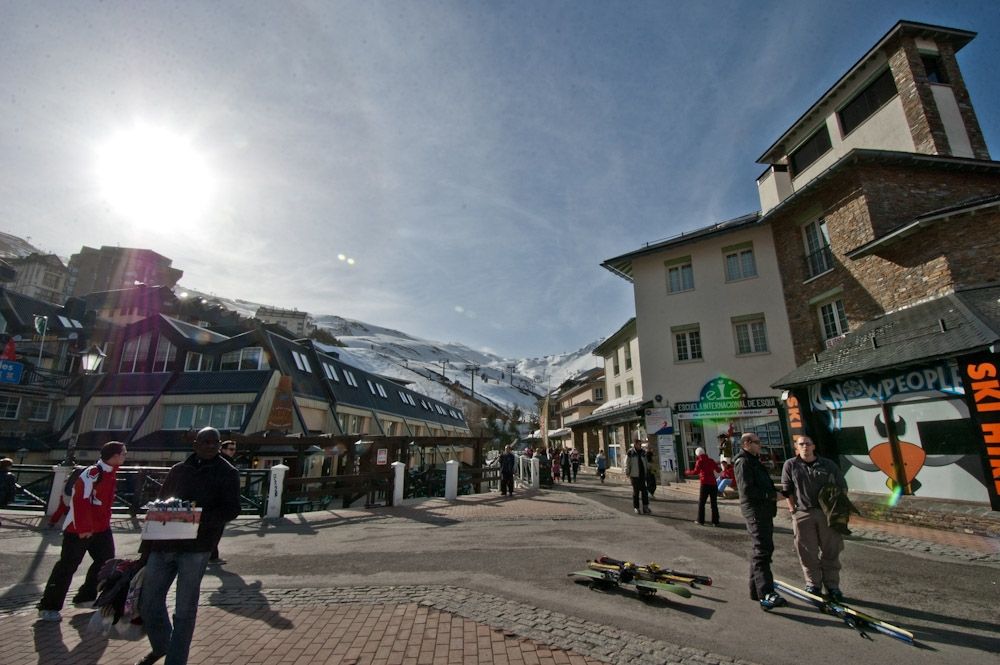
[957, 351, 1000, 511]
[265, 376, 295, 430]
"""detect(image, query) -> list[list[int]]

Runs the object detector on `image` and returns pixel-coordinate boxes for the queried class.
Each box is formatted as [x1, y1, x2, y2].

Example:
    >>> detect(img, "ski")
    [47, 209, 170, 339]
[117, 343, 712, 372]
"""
[569, 566, 692, 599]
[594, 555, 713, 587]
[773, 580, 914, 645]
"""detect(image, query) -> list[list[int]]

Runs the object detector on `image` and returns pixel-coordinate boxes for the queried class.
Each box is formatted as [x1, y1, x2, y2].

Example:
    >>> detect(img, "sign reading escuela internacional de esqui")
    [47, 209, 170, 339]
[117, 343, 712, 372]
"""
[957, 351, 1000, 511]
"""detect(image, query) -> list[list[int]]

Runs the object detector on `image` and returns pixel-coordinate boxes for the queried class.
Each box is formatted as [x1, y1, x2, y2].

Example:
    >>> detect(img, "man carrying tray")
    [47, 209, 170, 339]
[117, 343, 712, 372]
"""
[136, 427, 240, 665]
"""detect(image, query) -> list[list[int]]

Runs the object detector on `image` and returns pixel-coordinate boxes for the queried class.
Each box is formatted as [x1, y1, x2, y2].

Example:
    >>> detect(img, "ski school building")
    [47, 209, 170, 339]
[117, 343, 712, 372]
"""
[604, 20, 1000, 509]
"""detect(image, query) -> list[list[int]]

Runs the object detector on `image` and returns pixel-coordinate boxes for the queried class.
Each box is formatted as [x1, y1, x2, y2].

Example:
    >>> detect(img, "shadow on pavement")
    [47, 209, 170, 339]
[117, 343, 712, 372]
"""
[32, 611, 110, 664]
[848, 598, 1000, 653]
[569, 579, 716, 620]
[206, 568, 293, 629]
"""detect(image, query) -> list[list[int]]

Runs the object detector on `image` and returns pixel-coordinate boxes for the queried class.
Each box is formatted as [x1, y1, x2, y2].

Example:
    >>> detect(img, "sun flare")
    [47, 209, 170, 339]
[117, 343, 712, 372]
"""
[96, 124, 215, 229]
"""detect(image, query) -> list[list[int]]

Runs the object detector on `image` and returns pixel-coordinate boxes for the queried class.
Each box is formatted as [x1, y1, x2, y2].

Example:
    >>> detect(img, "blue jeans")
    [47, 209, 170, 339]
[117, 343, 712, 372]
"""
[141, 550, 210, 665]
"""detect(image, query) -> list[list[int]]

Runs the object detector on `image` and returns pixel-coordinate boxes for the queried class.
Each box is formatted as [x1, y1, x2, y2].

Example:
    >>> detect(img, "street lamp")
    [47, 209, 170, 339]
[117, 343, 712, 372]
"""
[64, 345, 106, 466]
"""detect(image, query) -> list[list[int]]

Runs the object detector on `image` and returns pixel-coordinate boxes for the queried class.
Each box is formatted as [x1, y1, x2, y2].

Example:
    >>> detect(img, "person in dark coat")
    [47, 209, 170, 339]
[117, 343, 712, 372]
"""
[498, 445, 516, 496]
[136, 427, 241, 665]
[208, 440, 238, 565]
[734, 433, 786, 611]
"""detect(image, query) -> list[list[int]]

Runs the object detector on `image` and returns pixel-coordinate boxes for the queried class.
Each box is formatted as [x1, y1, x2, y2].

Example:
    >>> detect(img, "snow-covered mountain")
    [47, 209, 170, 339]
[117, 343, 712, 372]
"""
[183, 288, 603, 418]
[0, 232, 42, 259]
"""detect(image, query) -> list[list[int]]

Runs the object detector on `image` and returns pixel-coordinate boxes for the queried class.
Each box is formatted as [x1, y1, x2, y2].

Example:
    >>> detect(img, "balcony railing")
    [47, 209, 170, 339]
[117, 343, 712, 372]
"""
[805, 245, 834, 278]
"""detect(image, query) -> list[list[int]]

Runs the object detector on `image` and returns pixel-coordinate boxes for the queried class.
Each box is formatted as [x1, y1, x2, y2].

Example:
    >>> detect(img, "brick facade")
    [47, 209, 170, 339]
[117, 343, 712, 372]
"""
[888, 35, 951, 156]
[768, 161, 1000, 365]
[936, 41, 991, 160]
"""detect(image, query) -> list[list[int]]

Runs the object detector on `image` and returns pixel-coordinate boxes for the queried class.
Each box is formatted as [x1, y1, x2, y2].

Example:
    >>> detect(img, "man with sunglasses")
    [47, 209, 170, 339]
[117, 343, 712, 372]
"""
[781, 435, 848, 602]
[734, 432, 785, 611]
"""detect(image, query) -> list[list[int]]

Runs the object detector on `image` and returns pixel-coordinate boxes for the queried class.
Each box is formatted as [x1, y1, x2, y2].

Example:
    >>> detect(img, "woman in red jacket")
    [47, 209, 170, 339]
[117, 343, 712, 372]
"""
[685, 447, 721, 526]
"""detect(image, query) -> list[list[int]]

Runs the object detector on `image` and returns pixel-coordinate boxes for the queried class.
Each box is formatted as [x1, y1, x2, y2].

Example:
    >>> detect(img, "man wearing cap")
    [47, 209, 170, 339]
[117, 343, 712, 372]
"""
[136, 427, 240, 665]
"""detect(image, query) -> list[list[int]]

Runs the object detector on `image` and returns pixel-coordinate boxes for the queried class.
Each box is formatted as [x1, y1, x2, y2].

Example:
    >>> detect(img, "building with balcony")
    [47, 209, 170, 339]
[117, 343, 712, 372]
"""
[67, 245, 182, 296]
[7, 253, 69, 305]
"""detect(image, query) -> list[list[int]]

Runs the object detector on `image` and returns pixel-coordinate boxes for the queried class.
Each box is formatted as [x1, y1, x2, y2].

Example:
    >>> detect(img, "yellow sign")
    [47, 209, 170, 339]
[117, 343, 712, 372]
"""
[265, 376, 295, 430]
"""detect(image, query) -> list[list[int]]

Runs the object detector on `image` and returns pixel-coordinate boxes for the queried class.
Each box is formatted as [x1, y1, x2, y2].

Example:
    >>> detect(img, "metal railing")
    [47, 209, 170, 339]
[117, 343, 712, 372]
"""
[805, 245, 834, 278]
[284, 471, 394, 511]
[2, 464, 270, 517]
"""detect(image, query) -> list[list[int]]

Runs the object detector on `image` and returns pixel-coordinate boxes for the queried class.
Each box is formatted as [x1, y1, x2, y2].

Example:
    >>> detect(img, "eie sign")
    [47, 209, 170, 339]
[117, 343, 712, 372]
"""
[0, 360, 23, 385]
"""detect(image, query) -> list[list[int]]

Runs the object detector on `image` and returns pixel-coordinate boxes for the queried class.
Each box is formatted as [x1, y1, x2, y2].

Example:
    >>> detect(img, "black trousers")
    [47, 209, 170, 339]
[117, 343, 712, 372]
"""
[561, 462, 572, 482]
[630, 476, 649, 510]
[697, 483, 720, 525]
[39, 529, 115, 610]
[742, 509, 775, 600]
[500, 472, 514, 495]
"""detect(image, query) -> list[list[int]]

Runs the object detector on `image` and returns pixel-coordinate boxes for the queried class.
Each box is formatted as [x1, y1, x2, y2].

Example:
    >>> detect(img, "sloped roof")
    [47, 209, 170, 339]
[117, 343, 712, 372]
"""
[773, 284, 1000, 388]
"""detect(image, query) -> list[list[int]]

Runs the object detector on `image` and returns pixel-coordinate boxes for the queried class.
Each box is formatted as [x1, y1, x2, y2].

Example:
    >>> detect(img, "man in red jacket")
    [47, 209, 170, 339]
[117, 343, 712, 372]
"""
[37, 441, 127, 622]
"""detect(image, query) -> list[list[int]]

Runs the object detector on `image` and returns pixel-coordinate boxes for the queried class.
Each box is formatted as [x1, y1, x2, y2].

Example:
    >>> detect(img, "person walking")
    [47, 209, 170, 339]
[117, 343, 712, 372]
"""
[208, 440, 238, 565]
[685, 447, 721, 526]
[37, 442, 127, 622]
[734, 433, 786, 611]
[0, 457, 18, 527]
[498, 444, 516, 496]
[781, 434, 848, 601]
[137, 427, 241, 665]
[570, 448, 580, 482]
[595, 449, 607, 483]
[626, 439, 651, 514]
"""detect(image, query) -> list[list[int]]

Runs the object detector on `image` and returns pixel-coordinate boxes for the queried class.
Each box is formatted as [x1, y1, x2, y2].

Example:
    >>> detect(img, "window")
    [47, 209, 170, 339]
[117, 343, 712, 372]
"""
[119, 333, 151, 373]
[0, 395, 20, 419]
[323, 363, 339, 382]
[626, 380, 634, 396]
[162, 403, 247, 430]
[733, 316, 769, 354]
[291, 350, 312, 373]
[921, 54, 949, 85]
[152, 337, 176, 372]
[724, 245, 757, 281]
[343, 370, 358, 387]
[185, 352, 212, 372]
[94, 405, 144, 430]
[220, 347, 263, 371]
[674, 327, 703, 362]
[612, 352, 620, 376]
[789, 125, 832, 175]
[595, 387, 604, 401]
[614, 385, 622, 399]
[803, 218, 834, 278]
[28, 399, 51, 421]
[819, 299, 849, 340]
[665, 257, 694, 293]
[367, 379, 377, 395]
[838, 68, 898, 135]
[624, 344, 632, 370]
[376, 383, 388, 398]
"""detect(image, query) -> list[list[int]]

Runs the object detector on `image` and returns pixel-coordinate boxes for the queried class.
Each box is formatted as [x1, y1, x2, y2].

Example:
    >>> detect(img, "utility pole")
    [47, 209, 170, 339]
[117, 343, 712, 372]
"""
[506, 364, 516, 385]
[465, 362, 480, 400]
[440, 360, 448, 379]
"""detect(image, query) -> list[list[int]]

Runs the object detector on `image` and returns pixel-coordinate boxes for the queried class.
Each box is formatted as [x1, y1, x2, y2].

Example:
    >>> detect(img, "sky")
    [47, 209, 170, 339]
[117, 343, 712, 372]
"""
[2, 1, 999, 359]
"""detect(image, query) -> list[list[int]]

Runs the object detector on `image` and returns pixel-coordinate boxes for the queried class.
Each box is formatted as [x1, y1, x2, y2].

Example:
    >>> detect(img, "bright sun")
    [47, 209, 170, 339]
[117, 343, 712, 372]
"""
[96, 124, 215, 229]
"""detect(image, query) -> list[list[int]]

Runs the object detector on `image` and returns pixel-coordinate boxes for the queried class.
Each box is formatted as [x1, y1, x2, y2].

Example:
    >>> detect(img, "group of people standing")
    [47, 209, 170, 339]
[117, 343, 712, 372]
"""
[681, 431, 849, 611]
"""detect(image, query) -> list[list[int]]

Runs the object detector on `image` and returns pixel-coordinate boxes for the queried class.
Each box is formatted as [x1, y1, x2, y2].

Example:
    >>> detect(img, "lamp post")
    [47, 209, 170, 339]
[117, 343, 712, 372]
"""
[64, 345, 106, 466]
[17, 446, 28, 464]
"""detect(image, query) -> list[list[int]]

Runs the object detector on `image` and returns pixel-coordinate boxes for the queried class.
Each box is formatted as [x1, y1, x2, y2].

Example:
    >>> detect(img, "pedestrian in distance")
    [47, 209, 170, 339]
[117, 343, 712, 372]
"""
[559, 447, 572, 483]
[208, 439, 238, 566]
[0, 457, 18, 527]
[37, 441, 127, 622]
[626, 438, 652, 514]
[595, 449, 607, 483]
[498, 444, 516, 496]
[685, 447, 721, 526]
[570, 447, 580, 482]
[137, 427, 241, 665]
[550, 448, 561, 482]
[733, 432, 786, 611]
[781, 434, 848, 602]
[643, 443, 657, 498]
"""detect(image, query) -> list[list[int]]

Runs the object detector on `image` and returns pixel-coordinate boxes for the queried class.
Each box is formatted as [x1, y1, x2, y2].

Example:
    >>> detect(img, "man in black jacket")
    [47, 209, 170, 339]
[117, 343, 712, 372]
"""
[733, 432, 786, 611]
[136, 427, 241, 665]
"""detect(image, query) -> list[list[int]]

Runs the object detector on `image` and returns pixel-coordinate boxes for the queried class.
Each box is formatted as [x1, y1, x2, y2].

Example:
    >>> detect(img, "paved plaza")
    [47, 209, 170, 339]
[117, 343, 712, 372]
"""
[1, 476, 997, 665]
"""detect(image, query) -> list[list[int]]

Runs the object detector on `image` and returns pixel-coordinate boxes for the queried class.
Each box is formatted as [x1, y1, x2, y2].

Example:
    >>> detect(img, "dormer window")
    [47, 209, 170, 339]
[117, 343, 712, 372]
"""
[921, 54, 949, 85]
[789, 125, 832, 176]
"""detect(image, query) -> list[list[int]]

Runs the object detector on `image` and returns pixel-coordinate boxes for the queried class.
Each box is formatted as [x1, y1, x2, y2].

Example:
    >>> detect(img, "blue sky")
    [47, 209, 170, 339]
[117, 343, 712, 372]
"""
[2, 1, 999, 359]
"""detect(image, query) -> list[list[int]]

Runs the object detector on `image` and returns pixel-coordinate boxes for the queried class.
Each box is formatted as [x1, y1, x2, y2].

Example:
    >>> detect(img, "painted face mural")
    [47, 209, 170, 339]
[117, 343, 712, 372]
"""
[809, 362, 989, 503]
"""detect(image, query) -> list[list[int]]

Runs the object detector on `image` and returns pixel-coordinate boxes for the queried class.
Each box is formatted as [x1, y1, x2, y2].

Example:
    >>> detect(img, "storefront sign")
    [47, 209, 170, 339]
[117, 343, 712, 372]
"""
[814, 362, 964, 405]
[957, 352, 1000, 511]
[376, 448, 388, 465]
[673, 376, 778, 420]
[265, 376, 295, 430]
[0, 360, 23, 384]
[644, 407, 673, 436]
